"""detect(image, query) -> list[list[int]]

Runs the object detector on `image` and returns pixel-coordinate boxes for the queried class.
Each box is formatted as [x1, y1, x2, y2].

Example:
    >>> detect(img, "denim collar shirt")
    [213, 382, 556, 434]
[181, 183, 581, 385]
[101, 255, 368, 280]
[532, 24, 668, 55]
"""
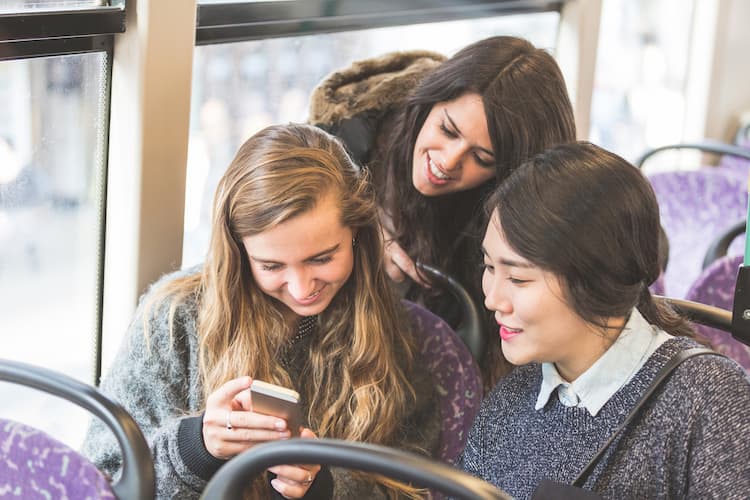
[535, 308, 672, 416]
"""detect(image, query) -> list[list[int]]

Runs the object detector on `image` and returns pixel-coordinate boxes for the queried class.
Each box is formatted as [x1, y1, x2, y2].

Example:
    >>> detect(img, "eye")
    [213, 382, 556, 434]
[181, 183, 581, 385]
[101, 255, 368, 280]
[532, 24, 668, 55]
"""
[473, 153, 495, 168]
[310, 256, 333, 265]
[482, 261, 494, 273]
[508, 277, 530, 285]
[439, 123, 458, 138]
[260, 263, 282, 271]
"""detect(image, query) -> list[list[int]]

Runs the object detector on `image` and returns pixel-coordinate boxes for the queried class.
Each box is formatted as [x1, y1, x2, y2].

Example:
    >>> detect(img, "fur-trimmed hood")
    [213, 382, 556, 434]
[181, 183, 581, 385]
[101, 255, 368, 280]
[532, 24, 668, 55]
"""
[308, 50, 446, 127]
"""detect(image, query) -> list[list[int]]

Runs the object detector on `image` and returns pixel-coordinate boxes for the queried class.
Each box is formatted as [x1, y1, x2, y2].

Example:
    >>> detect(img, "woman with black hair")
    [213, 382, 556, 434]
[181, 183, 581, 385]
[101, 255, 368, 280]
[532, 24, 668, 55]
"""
[310, 36, 577, 387]
[460, 141, 750, 498]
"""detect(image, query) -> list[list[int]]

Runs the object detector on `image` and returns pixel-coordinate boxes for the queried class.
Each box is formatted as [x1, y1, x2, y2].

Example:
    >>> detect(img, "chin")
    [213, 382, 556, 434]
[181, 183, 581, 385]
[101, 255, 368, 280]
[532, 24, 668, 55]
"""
[501, 346, 530, 367]
[414, 180, 437, 197]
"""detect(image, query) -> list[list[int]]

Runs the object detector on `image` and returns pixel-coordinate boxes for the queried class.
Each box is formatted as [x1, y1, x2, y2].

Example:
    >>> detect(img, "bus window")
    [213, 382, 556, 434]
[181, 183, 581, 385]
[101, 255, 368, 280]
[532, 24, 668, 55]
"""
[182, 12, 560, 267]
[591, 0, 697, 169]
[0, 0, 106, 12]
[0, 48, 111, 450]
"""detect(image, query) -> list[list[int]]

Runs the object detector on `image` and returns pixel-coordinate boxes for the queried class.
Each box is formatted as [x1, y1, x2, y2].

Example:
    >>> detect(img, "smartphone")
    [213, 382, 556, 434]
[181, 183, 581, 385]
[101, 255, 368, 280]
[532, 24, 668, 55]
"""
[250, 380, 302, 437]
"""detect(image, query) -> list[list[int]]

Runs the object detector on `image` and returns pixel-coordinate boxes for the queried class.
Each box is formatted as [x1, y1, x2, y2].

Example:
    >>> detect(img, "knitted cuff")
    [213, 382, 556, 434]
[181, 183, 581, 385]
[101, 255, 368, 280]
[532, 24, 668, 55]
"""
[177, 414, 227, 481]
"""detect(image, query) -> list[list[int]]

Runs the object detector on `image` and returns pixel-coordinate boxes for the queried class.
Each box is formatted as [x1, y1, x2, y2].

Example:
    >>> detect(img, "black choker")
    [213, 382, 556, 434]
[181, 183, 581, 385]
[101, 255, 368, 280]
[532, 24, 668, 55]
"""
[290, 316, 317, 344]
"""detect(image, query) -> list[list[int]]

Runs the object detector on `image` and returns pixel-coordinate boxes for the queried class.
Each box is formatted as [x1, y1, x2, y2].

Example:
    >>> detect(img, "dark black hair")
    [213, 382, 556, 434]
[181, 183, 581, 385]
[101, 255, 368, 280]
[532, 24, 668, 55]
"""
[488, 141, 697, 339]
[378, 36, 577, 386]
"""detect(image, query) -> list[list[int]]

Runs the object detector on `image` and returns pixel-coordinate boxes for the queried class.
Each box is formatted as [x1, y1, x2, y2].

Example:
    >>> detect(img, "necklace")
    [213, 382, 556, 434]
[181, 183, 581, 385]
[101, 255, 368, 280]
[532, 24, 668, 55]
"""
[290, 315, 317, 344]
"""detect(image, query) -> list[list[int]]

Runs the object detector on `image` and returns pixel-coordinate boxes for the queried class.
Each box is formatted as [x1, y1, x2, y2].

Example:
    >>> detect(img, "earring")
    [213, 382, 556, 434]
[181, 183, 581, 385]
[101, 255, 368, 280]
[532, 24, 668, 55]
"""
[352, 237, 358, 247]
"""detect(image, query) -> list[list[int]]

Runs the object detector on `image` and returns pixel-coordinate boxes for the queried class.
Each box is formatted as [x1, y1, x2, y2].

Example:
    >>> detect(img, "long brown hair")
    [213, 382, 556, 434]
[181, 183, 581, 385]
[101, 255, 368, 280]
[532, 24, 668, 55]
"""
[148, 124, 423, 498]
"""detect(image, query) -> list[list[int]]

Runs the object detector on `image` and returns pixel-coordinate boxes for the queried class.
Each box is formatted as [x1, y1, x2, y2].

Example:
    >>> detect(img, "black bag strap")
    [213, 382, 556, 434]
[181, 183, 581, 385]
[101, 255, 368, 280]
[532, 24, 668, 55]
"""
[572, 347, 723, 487]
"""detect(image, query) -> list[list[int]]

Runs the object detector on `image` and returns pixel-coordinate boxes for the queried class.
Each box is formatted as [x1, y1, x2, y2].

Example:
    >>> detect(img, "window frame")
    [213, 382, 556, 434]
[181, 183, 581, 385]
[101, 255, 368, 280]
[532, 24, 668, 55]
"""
[195, 0, 565, 44]
[0, 3, 123, 383]
[0, 4, 125, 59]
[1, 0, 591, 387]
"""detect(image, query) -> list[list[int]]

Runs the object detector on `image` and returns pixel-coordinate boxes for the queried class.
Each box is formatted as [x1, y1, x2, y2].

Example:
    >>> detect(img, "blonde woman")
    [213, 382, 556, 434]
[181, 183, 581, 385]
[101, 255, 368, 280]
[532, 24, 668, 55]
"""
[82, 124, 439, 499]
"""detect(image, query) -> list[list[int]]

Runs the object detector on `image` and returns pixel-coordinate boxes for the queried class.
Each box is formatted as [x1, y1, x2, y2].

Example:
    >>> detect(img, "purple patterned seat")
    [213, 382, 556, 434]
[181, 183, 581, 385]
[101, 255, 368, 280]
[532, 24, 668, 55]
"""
[648, 166, 748, 298]
[719, 136, 750, 171]
[0, 418, 115, 499]
[403, 300, 482, 465]
[0, 359, 154, 499]
[685, 254, 750, 371]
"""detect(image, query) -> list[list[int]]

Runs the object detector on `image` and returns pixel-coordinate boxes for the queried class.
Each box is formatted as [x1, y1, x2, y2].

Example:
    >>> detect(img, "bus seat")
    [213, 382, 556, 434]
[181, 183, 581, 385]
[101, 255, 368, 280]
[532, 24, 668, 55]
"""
[684, 254, 750, 370]
[0, 359, 155, 500]
[702, 218, 745, 270]
[404, 300, 482, 464]
[0, 418, 115, 499]
[199, 438, 511, 499]
[640, 153, 749, 298]
[416, 263, 487, 362]
[721, 124, 750, 169]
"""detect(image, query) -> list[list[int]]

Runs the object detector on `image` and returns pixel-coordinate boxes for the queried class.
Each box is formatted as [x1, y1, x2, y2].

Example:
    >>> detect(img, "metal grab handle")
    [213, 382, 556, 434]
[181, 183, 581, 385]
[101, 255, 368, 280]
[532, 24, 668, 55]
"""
[656, 296, 732, 332]
[199, 438, 511, 500]
[0, 359, 155, 500]
[417, 262, 486, 361]
[635, 141, 750, 168]
[703, 219, 745, 269]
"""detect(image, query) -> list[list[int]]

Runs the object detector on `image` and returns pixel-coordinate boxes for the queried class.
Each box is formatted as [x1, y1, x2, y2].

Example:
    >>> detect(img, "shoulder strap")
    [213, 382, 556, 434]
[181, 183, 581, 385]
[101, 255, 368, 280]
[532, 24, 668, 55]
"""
[572, 347, 722, 487]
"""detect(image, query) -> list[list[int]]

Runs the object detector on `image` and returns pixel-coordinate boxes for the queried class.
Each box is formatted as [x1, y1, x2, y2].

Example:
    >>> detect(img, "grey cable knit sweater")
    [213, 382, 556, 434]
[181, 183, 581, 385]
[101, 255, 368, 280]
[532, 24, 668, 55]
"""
[81, 269, 440, 499]
[458, 337, 750, 499]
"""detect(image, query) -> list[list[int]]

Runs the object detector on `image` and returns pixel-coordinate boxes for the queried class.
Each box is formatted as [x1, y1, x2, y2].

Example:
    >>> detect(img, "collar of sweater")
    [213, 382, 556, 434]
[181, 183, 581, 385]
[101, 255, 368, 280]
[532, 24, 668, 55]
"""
[536, 308, 672, 416]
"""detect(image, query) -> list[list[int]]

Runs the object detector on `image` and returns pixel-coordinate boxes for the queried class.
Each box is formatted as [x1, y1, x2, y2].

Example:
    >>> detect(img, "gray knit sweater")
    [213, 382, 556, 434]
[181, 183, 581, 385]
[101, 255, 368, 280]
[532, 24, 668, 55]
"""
[81, 269, 440, 499]
[458, 337, 750, 499]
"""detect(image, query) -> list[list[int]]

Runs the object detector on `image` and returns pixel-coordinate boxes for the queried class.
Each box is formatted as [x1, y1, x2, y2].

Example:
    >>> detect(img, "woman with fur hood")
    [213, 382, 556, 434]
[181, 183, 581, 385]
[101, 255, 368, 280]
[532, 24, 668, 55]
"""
[309, 36, 576, 387]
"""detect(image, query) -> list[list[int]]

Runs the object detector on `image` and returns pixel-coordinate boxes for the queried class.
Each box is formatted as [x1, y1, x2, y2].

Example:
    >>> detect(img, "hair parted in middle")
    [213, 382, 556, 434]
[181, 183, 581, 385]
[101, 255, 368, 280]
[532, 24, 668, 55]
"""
[147, 123, 424, 498]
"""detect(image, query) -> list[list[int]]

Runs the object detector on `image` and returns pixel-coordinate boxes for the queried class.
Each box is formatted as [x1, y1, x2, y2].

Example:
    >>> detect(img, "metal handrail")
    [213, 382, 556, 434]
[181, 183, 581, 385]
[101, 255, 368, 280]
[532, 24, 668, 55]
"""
[417, 262, 486, 361]
[635, 141, 750, 169]
[0, 359, 155, 500]
[200, 438, 511, 500]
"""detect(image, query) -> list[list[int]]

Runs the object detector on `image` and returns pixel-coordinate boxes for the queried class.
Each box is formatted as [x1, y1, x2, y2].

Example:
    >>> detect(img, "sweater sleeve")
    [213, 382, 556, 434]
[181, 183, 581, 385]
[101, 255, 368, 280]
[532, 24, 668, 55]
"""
[80, 284, 208, 499]
[683, 356, 750, 499]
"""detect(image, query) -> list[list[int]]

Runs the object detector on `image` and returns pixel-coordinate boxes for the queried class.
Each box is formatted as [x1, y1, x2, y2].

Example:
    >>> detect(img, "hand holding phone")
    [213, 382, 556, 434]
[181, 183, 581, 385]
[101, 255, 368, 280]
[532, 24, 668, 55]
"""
[250, 380, 302, 437]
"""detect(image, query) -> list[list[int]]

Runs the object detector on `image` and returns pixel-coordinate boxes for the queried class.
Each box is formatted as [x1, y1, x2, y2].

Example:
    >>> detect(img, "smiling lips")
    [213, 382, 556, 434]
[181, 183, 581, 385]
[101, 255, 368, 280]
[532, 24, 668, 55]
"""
[426, 154, 452, 185]
[293, 287, 323, 305]
[499, 325, 522, 341]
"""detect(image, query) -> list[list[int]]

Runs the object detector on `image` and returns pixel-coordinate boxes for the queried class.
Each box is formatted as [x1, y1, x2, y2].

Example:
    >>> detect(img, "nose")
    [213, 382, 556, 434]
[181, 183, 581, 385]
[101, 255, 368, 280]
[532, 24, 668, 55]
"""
[286, 269, 316, 300]
[484, 275, 512, 316]
[440, 141, 469, 172]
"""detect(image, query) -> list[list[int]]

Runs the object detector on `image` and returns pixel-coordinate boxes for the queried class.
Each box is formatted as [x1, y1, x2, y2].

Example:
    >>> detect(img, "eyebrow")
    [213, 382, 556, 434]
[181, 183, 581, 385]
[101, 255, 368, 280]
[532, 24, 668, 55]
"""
[250, 243, 341, 264]
[444, 109, 494, 158]
[481, 246, 534, 269]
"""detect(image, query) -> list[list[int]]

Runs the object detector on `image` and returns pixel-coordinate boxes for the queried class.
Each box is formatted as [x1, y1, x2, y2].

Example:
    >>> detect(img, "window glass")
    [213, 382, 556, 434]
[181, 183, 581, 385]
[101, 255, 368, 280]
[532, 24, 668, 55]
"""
[590, 0, 696, 170]
[198, 0, 293, 3]
[0, 1, 106, 13]
[184, 12, 559, 267]
[0, 52, 108, 448]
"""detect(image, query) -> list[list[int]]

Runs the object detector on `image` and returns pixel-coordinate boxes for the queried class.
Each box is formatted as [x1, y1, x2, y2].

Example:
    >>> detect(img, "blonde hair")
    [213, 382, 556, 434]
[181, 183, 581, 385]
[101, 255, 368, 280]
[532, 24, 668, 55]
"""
[148, 124, 423, 498]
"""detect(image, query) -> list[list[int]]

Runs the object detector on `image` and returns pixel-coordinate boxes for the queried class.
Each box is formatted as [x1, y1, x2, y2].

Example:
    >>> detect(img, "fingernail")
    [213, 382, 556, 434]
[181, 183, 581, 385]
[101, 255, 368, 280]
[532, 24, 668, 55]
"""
[275, 420, 286, 430]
